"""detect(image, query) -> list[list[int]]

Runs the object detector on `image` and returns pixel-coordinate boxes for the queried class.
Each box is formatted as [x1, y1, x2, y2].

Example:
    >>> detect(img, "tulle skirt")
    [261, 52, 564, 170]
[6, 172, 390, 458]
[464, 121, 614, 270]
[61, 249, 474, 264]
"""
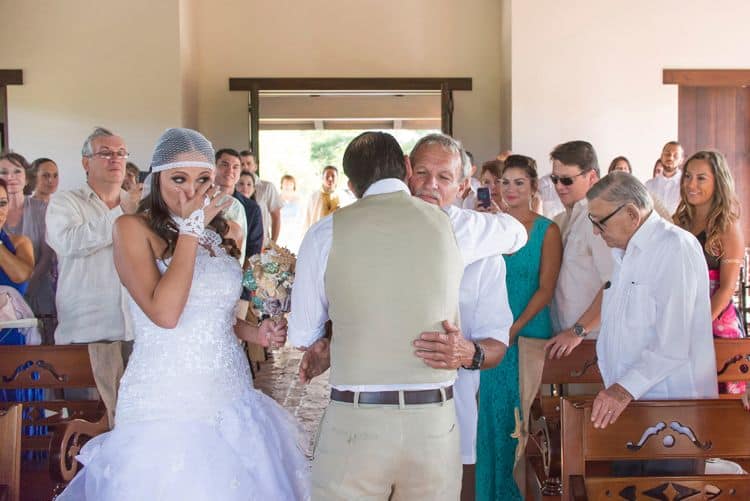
[56, 388, 310, 501]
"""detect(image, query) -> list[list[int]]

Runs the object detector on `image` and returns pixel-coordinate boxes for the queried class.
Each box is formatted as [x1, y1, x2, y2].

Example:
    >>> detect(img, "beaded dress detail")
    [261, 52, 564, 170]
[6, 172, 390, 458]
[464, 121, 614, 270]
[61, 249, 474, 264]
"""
[57, 238, 310, 501]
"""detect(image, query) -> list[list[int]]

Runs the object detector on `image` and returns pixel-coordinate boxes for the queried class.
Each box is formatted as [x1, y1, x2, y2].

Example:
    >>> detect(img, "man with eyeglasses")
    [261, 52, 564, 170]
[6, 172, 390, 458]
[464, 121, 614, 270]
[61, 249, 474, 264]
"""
[545, 140, 614, 359]
[583, 173, 716, 478]
[46, 127, 137, 413]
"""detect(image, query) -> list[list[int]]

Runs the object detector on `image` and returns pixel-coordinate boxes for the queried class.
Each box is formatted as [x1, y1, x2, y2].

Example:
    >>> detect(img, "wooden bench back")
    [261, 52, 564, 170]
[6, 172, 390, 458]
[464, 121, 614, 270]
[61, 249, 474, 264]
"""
[0, 345, 96, 389]
[715, 338, 750, 383]
[540, 339, 602, 386]
[541, 338, 750, 388]
[0, 404, 21, 501]
[0, 345, 104, 450]
[562, 398, 750, 500]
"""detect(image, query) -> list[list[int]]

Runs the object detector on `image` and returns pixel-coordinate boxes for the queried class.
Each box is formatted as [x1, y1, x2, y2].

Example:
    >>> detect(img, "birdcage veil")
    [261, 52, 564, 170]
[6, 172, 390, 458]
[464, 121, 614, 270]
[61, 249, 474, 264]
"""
[142, 128, 215, 199]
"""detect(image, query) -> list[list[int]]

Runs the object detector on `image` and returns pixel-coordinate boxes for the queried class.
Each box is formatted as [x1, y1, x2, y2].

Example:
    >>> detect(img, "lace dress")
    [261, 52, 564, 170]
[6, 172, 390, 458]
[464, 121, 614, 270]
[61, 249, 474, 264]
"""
[57, 239, 310, 500]
[476, 216, 554, 501]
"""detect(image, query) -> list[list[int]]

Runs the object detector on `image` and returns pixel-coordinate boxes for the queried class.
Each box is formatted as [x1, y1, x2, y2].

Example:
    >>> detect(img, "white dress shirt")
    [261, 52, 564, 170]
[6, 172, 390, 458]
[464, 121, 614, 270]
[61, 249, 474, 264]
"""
[288, 178, 527, 392]
[645, 171, 682, 216]
[597, 211, 718, 400]
[551, 198, 614, 336]
[454, 256, 512, 464]
[538, 174, 565, 219]
[253, 178, 283, 242]
[46, 185, 133, 344]
[453, 177, 480, 210]
[222, 197, 248, 263]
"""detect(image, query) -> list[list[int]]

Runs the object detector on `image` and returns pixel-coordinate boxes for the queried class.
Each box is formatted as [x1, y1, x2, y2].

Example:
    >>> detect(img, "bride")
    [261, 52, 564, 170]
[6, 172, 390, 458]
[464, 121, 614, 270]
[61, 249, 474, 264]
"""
[57, 128, 309, 500]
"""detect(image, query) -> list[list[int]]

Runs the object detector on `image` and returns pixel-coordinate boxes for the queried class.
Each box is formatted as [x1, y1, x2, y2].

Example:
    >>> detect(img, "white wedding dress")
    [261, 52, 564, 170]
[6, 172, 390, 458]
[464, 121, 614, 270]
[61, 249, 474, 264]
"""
[57, 241, 310, 500]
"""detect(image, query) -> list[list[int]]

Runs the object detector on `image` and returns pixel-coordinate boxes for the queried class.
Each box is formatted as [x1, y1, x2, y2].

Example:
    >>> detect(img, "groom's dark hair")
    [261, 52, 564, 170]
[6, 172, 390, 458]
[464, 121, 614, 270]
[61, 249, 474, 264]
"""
[343, 131, 406, 198]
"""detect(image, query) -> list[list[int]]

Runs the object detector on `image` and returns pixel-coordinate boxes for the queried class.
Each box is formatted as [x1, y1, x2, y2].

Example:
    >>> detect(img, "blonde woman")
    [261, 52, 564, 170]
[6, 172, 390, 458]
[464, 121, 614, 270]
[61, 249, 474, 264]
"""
[674, 150, 745, 394]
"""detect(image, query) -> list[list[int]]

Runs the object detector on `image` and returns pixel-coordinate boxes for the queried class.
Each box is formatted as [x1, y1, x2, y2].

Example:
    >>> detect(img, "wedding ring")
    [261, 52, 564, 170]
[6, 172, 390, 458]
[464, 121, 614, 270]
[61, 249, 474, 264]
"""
[607, 410, 614, 414]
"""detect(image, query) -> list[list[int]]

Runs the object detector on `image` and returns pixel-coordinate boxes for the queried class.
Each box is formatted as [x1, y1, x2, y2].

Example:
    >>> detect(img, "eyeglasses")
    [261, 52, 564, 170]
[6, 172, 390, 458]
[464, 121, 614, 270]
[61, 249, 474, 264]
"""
[550, 171, 587, 186]
[588, 203, 627, 232]
[89, 149, 129, 160]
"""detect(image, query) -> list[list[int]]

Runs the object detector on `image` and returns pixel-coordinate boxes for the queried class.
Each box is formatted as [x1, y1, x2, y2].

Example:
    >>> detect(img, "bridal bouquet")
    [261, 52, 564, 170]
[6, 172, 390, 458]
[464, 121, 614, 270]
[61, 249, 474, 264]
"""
[242, 243, 296, 321]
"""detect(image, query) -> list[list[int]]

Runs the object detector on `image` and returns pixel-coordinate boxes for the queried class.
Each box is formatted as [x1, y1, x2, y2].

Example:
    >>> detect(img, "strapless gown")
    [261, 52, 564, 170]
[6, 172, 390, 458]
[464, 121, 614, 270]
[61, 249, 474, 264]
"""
[57, 244, 310, 500]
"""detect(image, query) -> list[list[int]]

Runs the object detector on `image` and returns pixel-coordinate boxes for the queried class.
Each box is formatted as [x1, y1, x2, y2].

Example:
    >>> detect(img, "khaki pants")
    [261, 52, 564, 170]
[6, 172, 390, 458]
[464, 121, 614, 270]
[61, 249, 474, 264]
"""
[312, 399, 462, 501]
[312, 399, 461, 501]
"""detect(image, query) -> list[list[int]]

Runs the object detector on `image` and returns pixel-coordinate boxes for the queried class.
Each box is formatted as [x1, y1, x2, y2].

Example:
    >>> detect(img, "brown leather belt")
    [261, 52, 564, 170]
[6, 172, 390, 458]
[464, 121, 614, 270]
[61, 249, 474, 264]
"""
[330, 386, 453, 406]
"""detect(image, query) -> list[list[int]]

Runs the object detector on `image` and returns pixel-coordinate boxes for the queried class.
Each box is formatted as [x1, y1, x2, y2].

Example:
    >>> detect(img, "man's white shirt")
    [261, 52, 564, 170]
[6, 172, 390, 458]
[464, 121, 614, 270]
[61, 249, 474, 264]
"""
[597, 211, 718, 400]
[288, 178, 526, 393]
[551, 198, 613, 336]
[645, 171, 682, 216]
[46, 185, 133, 344]
[455, 256, 512, 464]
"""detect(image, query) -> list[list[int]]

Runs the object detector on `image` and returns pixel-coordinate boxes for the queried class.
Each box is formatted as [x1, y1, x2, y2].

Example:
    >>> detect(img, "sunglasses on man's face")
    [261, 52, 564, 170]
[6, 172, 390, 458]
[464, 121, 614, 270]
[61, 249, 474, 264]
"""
[550, 171, 587, 186]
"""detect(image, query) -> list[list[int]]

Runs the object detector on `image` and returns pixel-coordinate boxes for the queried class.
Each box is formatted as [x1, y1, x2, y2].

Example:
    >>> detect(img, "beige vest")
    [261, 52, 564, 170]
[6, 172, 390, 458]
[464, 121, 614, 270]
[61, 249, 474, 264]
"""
[325, 191, 463, 386]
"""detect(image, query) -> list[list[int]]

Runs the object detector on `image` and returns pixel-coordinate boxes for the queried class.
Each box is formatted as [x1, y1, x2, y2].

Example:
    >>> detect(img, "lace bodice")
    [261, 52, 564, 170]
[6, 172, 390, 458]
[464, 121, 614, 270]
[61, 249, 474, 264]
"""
[116, 245, 252, 424]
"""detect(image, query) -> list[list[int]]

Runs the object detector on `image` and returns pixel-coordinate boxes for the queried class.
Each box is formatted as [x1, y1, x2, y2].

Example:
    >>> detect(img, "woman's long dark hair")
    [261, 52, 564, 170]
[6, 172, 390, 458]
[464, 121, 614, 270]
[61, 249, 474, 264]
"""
[137, 172, 240, 259]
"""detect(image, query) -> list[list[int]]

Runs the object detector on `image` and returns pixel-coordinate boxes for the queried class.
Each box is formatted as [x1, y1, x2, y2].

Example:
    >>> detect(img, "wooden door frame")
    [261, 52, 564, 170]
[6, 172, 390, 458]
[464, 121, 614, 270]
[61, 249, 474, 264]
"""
[228, 77, 472, 162]
[0, 70, 24, 151]
[663, 69, 750, 87]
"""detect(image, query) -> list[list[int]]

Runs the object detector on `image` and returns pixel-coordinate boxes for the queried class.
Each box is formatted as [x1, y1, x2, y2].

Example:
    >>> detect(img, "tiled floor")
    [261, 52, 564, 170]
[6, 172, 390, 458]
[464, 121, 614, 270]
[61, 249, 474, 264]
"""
[252, 345, 330, 456]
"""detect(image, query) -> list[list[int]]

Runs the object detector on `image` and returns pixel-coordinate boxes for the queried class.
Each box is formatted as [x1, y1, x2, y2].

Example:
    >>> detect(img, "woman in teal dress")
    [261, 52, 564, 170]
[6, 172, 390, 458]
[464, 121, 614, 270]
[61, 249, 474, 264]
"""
[476, 155, 562, 500]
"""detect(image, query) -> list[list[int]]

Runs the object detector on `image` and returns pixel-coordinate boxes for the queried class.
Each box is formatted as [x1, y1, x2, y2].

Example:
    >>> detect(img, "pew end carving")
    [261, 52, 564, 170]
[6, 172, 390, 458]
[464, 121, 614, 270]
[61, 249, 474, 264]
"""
[561, 398, 750, 500]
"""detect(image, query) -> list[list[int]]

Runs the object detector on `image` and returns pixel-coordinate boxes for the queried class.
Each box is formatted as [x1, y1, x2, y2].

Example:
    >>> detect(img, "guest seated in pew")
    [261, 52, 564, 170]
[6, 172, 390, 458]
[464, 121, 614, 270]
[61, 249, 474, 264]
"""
[674, 151, 746, 394]
[585, 172, 717, 432]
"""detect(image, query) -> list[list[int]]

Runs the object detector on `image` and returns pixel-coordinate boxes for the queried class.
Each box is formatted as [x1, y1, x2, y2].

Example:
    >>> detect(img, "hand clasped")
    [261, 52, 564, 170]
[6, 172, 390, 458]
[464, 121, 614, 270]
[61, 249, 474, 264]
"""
[413, 320, 473, 370]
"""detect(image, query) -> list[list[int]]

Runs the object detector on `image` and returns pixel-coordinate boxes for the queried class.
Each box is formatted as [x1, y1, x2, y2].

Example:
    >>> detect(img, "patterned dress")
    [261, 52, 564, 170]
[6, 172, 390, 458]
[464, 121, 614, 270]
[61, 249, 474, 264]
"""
[476, 216, 554, 500]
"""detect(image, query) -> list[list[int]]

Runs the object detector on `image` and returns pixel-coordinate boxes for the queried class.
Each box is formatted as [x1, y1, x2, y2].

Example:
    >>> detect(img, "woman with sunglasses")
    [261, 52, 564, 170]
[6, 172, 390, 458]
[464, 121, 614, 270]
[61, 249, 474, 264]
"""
[674, 150, 745, 394]
[476, 155, 562, 501]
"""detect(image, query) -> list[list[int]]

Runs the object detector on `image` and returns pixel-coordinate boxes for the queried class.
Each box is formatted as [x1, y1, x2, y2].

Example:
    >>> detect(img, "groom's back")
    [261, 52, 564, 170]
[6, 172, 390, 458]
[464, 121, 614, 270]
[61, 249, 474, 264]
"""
[325, 190, 463, 386]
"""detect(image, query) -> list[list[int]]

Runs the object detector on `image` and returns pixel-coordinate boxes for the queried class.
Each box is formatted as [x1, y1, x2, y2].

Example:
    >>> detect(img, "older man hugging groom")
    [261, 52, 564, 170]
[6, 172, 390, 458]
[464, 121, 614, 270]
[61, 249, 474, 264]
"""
[289, 132, 525, 500]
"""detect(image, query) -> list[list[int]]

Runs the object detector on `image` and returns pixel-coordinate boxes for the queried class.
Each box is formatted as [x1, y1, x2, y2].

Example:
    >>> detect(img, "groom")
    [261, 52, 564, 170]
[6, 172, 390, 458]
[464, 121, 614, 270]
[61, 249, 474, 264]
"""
[289, 132, 523, 500]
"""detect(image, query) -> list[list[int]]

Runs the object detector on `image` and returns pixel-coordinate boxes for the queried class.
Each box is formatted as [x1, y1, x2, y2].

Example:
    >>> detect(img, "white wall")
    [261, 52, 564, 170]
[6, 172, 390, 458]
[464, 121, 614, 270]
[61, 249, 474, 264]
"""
[192, 0, 506, 165]
[0, 0, 184, 190]
[511, 0, 750, 179]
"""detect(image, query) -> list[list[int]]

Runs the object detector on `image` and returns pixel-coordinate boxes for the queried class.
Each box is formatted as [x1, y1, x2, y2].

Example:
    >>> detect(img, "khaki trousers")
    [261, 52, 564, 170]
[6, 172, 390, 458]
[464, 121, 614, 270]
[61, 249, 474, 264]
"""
[312, 399, 461, 501]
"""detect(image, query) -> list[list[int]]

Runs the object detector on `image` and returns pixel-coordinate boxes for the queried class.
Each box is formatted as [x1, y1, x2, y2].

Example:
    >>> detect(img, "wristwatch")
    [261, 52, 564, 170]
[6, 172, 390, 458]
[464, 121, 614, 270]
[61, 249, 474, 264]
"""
[463, 342, 485, 370]
[572, 323, 588, 338]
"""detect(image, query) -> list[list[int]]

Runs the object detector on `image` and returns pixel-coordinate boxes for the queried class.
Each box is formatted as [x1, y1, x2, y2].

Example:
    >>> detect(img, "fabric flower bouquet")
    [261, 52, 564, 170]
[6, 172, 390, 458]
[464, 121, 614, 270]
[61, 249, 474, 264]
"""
[242, 243, 296, 322]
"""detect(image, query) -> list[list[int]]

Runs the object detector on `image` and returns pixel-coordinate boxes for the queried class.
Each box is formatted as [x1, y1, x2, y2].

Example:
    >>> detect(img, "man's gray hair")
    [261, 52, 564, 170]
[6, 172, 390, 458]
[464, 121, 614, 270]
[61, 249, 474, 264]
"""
[409, 133, 472, 180]
[586, 171, 653, 212]
[81, 127, 115, 157]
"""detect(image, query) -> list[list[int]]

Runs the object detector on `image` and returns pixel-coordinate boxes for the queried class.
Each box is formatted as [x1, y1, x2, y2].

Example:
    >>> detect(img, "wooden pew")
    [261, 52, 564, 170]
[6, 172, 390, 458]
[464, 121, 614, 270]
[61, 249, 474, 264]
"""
[561, 398, 750, 500]
[0, 345, 109, 499]
[526, 340, 602, 498]
[715, 338, 750, 397]
[526, 338, 750, 498]
[0, 405, 21, 501]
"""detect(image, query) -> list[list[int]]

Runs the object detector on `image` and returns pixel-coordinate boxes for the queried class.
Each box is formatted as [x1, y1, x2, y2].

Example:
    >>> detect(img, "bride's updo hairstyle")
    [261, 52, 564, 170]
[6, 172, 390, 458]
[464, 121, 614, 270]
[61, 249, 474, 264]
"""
[137, 128, 239, 259]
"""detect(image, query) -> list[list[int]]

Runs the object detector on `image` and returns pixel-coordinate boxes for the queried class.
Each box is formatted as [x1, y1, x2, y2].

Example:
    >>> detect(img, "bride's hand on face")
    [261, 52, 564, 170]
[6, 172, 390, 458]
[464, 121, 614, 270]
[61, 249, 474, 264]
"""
[259, 317, 288, 349]
[175, 184, 233, 222]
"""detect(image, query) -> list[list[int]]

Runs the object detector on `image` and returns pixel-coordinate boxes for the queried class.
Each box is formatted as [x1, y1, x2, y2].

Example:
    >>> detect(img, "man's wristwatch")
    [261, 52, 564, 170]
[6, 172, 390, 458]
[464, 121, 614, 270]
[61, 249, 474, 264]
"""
[463, 342, 485, 370]
[572, 323, 588, 338]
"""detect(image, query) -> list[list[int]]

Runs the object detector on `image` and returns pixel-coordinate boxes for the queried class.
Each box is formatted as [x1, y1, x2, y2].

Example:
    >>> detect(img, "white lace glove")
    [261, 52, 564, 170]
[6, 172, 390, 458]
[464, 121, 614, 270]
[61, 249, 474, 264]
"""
[174, 204, 206, 239]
